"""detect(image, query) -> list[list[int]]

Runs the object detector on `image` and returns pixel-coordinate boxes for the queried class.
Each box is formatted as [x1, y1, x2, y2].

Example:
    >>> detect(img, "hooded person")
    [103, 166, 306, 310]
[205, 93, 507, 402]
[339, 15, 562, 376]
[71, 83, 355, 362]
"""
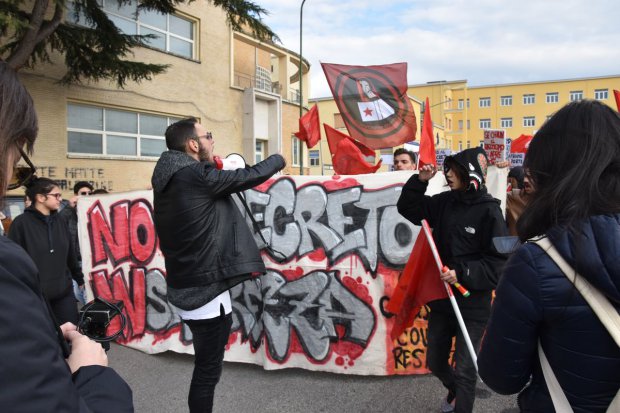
[397, 147, 507, 413]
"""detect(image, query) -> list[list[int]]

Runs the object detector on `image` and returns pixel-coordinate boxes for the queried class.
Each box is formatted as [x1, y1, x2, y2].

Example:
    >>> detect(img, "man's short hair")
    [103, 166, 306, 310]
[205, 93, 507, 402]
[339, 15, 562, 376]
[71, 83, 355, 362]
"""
[73, 181, 93, 195]
[165, 117, 199, 152]
[393, 148, 417, 164]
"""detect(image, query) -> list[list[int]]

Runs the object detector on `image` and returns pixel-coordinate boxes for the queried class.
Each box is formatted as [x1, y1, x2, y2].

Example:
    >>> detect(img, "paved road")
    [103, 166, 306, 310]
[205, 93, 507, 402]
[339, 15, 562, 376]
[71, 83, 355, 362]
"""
[108, 343, 519, 413]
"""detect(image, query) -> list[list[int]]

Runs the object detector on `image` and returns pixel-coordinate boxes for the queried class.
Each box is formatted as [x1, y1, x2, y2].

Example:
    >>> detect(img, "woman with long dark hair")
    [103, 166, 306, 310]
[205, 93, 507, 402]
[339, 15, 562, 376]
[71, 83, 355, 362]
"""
[479, 99, 620, 412]
[0, 61, 132, 411]
[8, 176, 85, 324]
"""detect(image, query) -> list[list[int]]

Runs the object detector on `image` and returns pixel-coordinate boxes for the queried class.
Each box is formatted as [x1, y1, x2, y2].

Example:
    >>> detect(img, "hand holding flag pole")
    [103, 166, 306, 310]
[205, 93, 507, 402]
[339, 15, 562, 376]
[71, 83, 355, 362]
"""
[421, 220, 479, 372]
[442, 266, 470, 297]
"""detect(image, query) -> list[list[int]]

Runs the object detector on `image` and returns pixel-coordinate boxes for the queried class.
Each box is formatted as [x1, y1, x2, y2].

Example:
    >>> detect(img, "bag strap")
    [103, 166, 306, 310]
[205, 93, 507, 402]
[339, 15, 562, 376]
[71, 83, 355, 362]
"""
[531, 237, 620, 347]
[538, 340, 574, 413]
[531, 237, 620, 413]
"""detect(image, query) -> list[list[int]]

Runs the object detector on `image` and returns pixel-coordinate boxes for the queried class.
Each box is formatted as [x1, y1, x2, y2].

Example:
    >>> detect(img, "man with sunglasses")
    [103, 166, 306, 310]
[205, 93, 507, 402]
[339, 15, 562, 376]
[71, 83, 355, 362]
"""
[59, 181, 94, 304]
[152, 117, 285, 413]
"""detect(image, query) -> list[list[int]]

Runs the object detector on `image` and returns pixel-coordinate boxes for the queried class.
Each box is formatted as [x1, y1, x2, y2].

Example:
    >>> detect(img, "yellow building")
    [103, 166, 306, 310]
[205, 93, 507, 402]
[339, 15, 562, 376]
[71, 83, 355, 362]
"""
[6, 1, 310, 217]
[407, 75, 620, 151]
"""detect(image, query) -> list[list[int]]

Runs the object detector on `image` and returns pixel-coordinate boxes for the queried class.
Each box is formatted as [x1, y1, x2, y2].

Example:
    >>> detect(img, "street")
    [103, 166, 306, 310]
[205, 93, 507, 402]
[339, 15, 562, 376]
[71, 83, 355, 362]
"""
[108, 343, 519, 413]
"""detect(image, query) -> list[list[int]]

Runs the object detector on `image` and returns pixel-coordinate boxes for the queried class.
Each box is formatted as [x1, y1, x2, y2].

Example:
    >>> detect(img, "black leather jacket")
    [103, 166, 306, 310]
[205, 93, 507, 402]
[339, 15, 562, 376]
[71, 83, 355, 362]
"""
[152, 151, 285, 302]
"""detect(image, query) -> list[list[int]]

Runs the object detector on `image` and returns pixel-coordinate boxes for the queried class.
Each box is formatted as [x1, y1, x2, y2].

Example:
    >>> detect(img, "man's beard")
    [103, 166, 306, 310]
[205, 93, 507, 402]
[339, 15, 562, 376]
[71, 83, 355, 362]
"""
[197, 142, 210, 162]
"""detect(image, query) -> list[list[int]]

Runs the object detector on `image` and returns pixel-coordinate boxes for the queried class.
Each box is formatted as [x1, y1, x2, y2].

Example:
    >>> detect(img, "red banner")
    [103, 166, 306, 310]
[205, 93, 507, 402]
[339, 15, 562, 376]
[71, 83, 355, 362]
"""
[321, 63, 417, 149]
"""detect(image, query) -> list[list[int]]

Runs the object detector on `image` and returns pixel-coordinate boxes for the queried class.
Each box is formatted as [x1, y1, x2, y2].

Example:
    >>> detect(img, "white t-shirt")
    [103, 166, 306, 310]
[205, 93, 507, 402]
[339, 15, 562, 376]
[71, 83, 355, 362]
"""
[171, 290, 232, 320]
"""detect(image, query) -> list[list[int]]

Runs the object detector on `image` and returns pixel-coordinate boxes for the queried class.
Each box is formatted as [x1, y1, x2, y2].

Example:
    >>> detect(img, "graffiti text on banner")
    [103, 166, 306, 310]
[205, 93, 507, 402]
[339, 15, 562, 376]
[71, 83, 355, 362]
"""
[78, 170, 505, 375]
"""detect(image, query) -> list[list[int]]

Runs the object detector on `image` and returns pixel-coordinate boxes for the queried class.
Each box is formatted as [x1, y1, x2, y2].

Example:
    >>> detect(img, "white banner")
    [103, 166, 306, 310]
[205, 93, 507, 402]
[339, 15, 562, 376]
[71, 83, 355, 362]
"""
[77, 169, 506, 376]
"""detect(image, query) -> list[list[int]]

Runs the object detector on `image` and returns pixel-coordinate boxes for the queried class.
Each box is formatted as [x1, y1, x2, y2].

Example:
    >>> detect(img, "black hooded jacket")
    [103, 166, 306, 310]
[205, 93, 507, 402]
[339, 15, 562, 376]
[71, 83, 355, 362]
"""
[397, 148, 507, 320]
[151, 150, 285, 310]
[8, 207, 84, 300]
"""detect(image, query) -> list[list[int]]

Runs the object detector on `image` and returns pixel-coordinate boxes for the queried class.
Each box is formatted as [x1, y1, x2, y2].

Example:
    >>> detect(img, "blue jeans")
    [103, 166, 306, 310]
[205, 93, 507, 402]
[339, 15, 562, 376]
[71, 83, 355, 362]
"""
[426, 309, 486, 413]
[183, 307, 233, 413]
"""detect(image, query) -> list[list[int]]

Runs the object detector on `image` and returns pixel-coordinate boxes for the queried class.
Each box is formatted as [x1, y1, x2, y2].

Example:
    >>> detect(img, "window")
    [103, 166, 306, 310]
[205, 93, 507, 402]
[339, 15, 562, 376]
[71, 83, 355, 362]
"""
[595, 89, 609, 100]
[458, 99, 464, 109]
[334, 113, 345, 129]
[255, 140, 266, 163]
[467, 120, 470, 130]
[523, 116, 536, 127]
[68, 0, 195, 59]
[458, 141, 463, 151]
[458, 120, 463, 130]
[255, 66, 272, 93]
[546, 92, 559, 103]
[466, 99, 470, 108]
[466, 140, 471, 149]
[291, 136, 300, 166]
[523, 94, 535, 105]
[67, 103, 175, 157]
[479, 97, 491, 108]
[570, 90, 583, 101]
[479, 119, 491, 129]
[309, 150, 320, 166]
[500, 96, 512, 106]
[500, 118, 513, 128]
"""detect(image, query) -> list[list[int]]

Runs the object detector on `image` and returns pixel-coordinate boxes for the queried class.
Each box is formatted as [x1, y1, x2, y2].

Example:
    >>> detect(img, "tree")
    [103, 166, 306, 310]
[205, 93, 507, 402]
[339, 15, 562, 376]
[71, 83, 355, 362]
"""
[0, 0, 279, 87]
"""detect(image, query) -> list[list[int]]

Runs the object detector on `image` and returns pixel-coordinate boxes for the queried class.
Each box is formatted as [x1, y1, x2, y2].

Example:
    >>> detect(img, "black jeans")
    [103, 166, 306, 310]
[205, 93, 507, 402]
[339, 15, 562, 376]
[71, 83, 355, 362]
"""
[49, 289, 78, 325]
[184, 308, 233, 413]
[426, 309, 486, 413]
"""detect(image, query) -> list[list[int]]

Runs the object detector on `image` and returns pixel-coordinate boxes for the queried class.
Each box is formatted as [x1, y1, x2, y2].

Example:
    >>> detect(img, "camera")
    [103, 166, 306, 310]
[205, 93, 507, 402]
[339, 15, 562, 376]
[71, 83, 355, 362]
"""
[78, 298, 125, 351]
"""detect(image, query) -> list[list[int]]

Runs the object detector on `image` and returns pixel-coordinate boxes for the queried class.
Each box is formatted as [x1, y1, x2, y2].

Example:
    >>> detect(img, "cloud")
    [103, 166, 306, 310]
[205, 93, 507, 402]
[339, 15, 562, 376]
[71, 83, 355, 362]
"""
[259, 0, 620, 98]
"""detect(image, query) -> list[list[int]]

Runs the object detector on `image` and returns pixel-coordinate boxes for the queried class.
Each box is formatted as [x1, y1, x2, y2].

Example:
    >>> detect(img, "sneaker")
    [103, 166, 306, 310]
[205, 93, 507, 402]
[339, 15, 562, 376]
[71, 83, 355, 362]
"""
[440, 392, 455, 413]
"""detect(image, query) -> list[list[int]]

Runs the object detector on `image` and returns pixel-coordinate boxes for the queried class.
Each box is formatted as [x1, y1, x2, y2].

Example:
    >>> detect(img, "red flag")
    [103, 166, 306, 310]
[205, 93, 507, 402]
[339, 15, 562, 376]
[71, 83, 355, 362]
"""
[321, 62, 417, 149]
[386, 221, 448, 340]
[294, 105, 321, 149]
[614, 89, 620, 112]
[510, 134, 533, 153]
[324, 124, 382, 175]
[418, 97, 436, 168]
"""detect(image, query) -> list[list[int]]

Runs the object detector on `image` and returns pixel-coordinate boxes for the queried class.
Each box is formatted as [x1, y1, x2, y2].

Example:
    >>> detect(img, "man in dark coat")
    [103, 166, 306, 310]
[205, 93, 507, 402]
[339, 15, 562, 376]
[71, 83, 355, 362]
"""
[151, 117, 285, 413]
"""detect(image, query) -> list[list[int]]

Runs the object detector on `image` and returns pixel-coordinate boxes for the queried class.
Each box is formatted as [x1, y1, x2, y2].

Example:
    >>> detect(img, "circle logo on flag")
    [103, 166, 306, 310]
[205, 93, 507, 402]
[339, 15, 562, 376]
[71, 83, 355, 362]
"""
[330, 66, 416, 148]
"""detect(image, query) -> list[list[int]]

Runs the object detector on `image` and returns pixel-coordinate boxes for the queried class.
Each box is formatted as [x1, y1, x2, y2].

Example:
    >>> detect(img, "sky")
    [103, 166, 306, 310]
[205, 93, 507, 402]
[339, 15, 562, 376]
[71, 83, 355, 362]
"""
[257, 0, 620, 99]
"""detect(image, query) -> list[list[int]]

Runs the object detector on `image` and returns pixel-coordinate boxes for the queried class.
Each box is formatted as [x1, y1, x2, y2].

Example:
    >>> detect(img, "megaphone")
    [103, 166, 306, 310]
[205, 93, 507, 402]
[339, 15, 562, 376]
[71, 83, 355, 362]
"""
[213, 153, 246, 170]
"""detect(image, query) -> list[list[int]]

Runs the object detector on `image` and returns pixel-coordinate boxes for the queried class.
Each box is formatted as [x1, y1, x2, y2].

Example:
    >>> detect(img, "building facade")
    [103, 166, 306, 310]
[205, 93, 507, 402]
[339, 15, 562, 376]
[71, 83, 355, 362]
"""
[407, 75, 620, 151]
[7, 0, 309, 219]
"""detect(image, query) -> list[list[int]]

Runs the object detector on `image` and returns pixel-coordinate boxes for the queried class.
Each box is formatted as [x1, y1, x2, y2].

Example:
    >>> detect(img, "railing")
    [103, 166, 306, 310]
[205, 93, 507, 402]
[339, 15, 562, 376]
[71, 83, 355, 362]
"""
[289, 88, 301, 104]
[233, 71, 282, 95]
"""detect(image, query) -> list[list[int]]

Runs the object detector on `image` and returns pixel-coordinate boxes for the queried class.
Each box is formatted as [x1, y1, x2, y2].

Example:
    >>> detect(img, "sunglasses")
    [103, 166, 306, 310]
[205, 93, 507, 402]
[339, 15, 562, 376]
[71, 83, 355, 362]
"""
[8, 147, 37, 191]
[195, 132, 213, 141]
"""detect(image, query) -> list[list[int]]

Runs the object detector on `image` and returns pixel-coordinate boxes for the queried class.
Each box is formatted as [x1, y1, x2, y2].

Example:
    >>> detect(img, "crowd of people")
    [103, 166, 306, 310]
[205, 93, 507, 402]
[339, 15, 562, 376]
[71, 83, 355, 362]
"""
[1, 56, 618, 413]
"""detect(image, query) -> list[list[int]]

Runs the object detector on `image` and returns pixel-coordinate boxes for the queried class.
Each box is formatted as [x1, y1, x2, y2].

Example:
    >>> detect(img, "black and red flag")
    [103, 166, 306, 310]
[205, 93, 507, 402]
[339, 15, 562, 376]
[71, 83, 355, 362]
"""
[321, 62, 417, 149]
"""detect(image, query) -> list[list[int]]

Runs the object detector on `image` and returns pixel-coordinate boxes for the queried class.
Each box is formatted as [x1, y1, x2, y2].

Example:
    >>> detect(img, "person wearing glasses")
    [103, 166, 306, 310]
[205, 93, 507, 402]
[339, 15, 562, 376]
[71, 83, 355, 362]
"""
[0, 62, 132, 411]
[8, 177, 85, 324]
[59, 180, 94, 304]
[152, 117, 285, 413]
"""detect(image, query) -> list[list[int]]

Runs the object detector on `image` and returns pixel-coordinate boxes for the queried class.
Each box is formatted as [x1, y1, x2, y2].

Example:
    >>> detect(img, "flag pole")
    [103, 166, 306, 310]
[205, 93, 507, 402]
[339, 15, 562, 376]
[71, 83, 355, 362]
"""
[421, 220, 479, 371]
[298, 0, 307, 175]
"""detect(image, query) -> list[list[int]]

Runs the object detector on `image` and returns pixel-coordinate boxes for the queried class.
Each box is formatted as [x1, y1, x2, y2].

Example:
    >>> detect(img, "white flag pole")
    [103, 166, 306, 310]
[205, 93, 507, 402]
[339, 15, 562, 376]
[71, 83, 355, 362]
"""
[421, 220, 479, 372]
